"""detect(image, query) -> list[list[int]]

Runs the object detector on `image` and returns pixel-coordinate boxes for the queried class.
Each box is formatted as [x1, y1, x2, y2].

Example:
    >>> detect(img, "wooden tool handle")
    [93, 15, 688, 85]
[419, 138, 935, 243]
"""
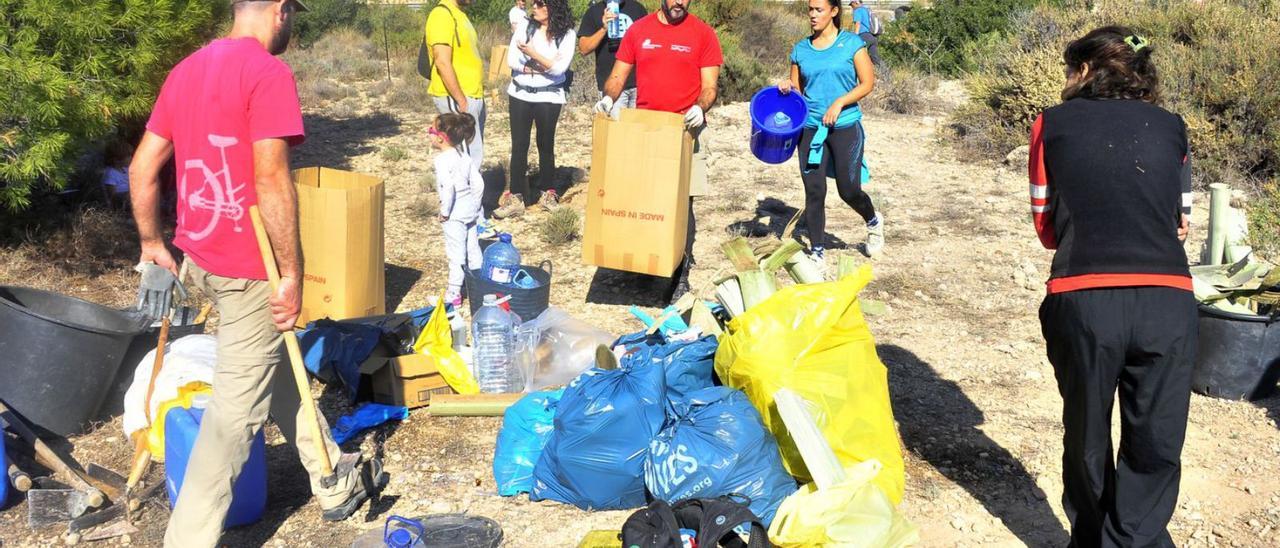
[0, 401, 105, 507]
[249, 206, 334, 476]
[7, 455, 32, 492]
[143, 317, 171, 423]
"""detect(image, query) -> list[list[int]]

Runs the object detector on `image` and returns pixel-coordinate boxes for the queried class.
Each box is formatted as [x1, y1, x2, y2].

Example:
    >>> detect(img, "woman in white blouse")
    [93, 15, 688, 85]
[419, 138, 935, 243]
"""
[496, 0, 577, 218]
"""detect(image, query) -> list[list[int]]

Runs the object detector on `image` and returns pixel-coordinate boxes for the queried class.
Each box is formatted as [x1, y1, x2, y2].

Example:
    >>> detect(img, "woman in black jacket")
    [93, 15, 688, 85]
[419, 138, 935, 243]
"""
[1030, 26, 1195, 548]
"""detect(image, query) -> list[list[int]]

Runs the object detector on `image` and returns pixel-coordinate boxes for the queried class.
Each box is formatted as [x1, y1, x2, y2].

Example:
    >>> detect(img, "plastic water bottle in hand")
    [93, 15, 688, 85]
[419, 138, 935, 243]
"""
[482, 233, 522, 285]
[607, 0, 621, 39]
[472, 294, 520, 393]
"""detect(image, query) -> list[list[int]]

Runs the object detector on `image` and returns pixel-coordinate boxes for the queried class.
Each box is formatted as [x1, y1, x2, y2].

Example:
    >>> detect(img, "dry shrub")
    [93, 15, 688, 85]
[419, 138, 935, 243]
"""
[286, 28, 385, 105]
[19, 206, 139, 277]
[865, 65, 940, 115]
[540, 207, 581, 246]
[409, 172, 440, 220]
[947, 0, 1280, 193]
[1248, 181, 1280, 261]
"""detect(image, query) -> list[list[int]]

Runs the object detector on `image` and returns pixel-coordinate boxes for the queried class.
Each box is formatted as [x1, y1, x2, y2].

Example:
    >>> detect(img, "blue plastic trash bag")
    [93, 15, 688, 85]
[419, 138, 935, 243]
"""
[493, 389, 564, 496]
[644, 386, 796, 526]
[614, 331, 719, 401]
[331, 403, 409, 445]
[298, 319, 383, 398]
[531, 361, 667, 510]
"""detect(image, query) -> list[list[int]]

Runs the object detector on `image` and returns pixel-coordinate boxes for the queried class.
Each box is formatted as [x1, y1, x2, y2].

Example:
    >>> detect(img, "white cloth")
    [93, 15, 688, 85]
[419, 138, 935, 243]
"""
[433, 96, 486, 175]
[434, 147, 483, 223]
[443, 219, 483, 300]
[509, 5, 527, 31]
[506, 21, 576, 105]
[121, 334, 218, 437]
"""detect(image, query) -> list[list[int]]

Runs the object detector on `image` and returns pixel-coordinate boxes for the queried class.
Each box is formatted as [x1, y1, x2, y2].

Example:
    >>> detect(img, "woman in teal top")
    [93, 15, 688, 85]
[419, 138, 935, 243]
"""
[779, 0, 881, 259]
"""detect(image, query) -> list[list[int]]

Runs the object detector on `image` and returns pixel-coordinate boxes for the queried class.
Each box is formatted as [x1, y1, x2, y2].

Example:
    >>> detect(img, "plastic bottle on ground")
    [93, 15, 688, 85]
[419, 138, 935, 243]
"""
[472, 294, 518, 393]
[481, 234, 522, 285]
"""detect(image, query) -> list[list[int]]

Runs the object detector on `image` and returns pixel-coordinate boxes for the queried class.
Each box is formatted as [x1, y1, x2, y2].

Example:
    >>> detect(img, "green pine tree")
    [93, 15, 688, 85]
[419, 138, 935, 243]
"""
[0, 0, 228, 211]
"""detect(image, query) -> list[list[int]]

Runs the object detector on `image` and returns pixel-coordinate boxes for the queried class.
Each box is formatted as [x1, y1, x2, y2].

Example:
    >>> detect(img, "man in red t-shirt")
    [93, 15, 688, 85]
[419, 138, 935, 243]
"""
[593, 0, 723, 301]
[129, 2, 382, 545]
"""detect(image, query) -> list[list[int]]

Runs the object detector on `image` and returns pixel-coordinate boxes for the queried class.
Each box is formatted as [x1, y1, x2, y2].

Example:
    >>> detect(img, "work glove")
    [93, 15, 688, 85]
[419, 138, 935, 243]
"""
[594, 96, 616, 118]
[683, 105, 705, 130]
[135, 262, 187, 322]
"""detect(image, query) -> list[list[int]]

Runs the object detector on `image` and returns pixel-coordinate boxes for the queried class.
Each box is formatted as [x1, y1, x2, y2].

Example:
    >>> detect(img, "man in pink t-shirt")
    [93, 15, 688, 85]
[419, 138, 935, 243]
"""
[129, 2, 383, 545]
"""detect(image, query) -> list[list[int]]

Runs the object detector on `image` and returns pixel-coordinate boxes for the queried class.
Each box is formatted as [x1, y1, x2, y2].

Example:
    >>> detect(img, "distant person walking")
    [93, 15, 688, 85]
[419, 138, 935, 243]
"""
[429, 113, 485, 306]
[578, 0, 648, 116]
[595, 0, 722, 302]
[850, 0, 882, 66]
[495, 0, 577, 219]
[509, 0, 527, 34]
[426, 0, 486, 175]
[779, 0, 882, 261]
[128, 2, 382, 545]
[1032, 27, 1195, 547]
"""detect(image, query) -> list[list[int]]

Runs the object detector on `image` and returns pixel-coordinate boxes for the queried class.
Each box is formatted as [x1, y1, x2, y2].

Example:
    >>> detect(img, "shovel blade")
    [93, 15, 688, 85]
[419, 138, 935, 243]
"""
[85, 463, 127, 491]
[27, 489, 88, 528]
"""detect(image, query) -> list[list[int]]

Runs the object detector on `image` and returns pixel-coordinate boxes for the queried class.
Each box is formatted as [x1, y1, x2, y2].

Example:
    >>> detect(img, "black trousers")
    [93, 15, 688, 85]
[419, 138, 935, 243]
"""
[798, 123, 876, 249]
[508, 95, 562, 206]
[1039, 287, 1197, 548]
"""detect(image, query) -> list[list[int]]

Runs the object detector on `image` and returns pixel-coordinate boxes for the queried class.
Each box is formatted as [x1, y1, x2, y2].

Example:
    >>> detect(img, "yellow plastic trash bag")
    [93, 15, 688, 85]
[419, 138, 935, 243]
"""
[147, 381, 212, 462]
[769, 460, 918, 547]
[413, 296, 480, 394]
[713, 264, 905, 504]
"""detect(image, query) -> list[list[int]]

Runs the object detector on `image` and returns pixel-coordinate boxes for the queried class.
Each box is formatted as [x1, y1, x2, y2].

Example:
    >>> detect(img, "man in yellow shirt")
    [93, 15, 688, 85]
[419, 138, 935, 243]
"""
[426, 0, 486, 175]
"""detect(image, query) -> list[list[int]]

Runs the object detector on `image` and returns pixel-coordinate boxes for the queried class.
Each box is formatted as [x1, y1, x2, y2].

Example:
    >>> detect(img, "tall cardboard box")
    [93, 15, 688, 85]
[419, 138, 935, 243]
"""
[488, 44, 510, 85]
[582, 109, 693, 277]
[293, 167, 385, 326]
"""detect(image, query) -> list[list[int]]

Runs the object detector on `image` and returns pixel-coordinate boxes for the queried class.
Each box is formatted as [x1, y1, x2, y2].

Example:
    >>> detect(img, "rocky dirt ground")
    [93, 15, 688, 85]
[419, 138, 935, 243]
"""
[3, 72, 1280, 547]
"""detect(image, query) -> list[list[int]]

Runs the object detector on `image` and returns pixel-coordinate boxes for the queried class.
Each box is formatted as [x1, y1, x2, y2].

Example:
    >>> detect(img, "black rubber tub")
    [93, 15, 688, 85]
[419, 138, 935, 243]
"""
[465, 261, 552, 323]
[1193, 303, 1280, 401]
[0, 286, 149, 435]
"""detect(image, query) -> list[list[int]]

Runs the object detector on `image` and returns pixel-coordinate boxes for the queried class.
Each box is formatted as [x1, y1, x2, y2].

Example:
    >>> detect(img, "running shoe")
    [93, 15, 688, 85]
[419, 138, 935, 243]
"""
[810, 246, 830, 280]
[538, 189, 560, 212]
[493, 194, 525, 219]
[865, 217, 885, 257]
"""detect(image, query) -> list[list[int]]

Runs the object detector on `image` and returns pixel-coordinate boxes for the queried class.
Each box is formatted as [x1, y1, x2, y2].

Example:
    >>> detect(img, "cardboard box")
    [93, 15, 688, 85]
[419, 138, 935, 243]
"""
[488, 44, 510, 85]
[293, 167, 385, 326]
[582, 109, 693, 277]
[359, 353, 455, 409]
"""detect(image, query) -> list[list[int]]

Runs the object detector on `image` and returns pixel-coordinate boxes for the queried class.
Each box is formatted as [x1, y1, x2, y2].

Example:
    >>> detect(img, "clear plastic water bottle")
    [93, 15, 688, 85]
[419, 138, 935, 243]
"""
[770, 111, 792, 130]
[481, 233, 522, 285]
[607, 0, 621, 39]
[472, 294, 518, 393]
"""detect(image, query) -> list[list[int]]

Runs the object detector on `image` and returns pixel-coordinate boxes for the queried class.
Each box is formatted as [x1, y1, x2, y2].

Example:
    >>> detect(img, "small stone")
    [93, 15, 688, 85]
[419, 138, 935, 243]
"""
[1249, 519, 1262, 529]
[951, 517, 966, 530]
[1246, 486, 1256, 495]
[428, 501, 454, 514]
[120, 535, 131, 545]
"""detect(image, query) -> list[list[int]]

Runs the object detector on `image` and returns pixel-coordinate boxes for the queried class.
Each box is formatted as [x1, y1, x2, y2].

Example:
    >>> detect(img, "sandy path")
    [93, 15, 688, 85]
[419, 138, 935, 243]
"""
[3, 86, 1279, 547]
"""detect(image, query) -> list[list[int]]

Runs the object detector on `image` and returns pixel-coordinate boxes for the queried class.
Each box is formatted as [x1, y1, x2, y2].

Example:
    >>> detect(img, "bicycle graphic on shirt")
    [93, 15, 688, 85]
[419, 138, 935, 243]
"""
[178, 134, 246, 241]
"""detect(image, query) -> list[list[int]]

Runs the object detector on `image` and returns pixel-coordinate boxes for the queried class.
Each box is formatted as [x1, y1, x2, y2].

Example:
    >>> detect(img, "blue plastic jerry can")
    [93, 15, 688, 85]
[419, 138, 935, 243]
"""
[165, 393, 267, 528]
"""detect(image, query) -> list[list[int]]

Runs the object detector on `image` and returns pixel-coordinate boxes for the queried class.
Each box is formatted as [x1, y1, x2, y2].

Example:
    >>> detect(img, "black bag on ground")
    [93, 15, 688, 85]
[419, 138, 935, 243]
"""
[621, 497, 771, 548]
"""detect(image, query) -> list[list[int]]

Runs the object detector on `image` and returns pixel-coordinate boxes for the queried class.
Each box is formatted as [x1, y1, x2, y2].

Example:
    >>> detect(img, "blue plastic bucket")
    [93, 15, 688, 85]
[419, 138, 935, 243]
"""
[749, 87, 807, 164]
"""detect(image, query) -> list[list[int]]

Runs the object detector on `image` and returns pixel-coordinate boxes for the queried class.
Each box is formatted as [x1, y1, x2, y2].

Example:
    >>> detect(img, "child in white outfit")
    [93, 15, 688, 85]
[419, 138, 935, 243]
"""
[430, 113, 485, 306]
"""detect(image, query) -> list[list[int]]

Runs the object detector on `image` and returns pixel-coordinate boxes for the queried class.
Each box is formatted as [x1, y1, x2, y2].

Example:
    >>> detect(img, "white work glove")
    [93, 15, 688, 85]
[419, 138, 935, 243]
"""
[683, 105, 705, 130]
[594, 96, 616, 118]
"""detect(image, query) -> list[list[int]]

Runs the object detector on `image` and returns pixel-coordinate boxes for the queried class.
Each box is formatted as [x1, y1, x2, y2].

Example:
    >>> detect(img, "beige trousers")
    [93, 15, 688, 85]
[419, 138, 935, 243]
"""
[164, 262, 361, 548]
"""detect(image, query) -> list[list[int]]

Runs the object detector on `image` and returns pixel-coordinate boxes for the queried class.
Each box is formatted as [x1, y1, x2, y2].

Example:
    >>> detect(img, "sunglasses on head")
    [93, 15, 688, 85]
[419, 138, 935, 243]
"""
[532, 1, 546, 7]
[427, 127, 445, 138]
